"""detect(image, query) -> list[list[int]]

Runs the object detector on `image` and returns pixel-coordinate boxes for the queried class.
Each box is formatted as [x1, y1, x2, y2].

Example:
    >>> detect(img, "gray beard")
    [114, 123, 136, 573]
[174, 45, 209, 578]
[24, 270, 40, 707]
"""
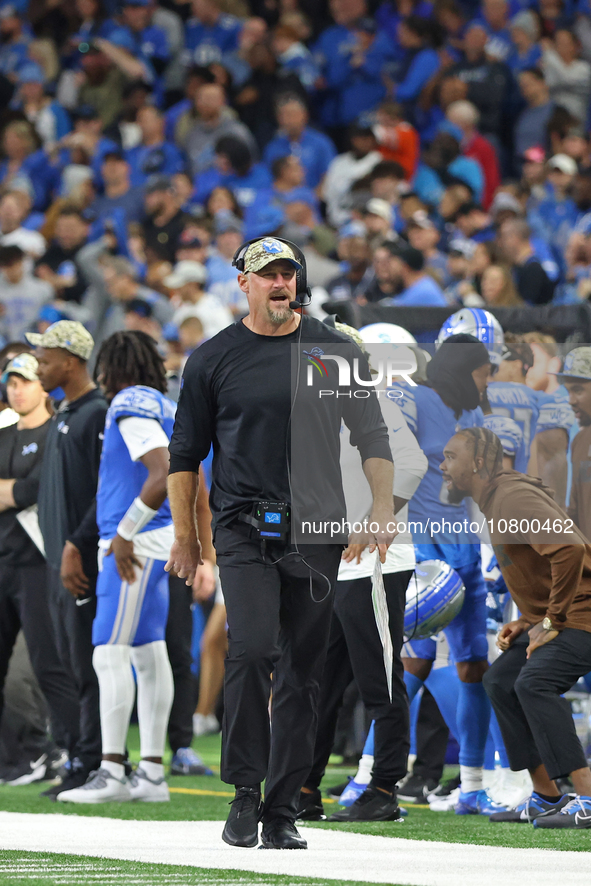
[266, 304, 294, 325]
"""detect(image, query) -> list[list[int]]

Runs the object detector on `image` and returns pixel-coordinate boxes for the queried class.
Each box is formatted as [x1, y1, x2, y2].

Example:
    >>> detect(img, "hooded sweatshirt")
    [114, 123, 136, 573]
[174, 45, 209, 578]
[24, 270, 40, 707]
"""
[476, 470, 591, 633]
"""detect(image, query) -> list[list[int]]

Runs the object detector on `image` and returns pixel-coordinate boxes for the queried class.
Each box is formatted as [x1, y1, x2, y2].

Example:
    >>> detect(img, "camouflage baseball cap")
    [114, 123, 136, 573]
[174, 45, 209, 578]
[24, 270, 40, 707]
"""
[26, 320, 94, 361]
[243, 237, 302, 274]
[1, 353, 39, 383]
[554, 346, 591, 382]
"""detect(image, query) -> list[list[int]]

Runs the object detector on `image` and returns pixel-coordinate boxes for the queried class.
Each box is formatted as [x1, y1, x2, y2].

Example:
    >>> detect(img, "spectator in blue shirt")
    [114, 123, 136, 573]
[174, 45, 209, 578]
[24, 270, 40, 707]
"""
[384, 242, 448, 305]
[312, 0, 368, 129]
[271, 24, 320, 93]
[376, 0, 433, 46]
[320, 15, 397, 128]
[528, 153, 579, 264]
[475, 0, 513, 62]
[118, 0, 170, 77]
[0, 120, 56, 211]
[413, 129, 484, 206]
[10, 63, 71, 150]
[89, 151, 146, 237]
[388, 15, 441, 114]
[125, 106, 185, 188]
[263, 94, 336, 189]
[184, 0, 242, 67]
[0, 6, 29, 79]
[514, 68, 555, 168]
[507, 10, 542, 73]
[193, 135, 272, 207]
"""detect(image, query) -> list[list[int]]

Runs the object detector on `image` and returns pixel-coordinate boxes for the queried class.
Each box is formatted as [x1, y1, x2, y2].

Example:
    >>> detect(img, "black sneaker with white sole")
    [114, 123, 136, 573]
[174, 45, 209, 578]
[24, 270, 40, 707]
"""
[426, 773, 461, 802]
[397, 773, 439, 803]
[489, 792, 570, 823]
[222, 787, 262, 847]
[40, 761, 92, 800]
[260, 818, 307, 849]
[328, 786, 403, 822]
[296, 788, 325, 821]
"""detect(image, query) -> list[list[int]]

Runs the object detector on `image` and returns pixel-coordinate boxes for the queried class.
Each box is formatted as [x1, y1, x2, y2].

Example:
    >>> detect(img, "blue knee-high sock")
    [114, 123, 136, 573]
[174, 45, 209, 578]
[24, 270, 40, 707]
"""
[404, 671, 423, 703]
[484, 730, 496, 770]
[456, 682, 491, 768]
[489, 709, 509, 768]
[362, 721, 375, 757]
[424, 666, 460, 740]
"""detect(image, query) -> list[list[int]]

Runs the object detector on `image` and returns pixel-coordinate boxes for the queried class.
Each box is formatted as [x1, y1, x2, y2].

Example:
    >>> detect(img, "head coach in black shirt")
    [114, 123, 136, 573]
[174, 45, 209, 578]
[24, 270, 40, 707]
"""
[167, 237, 397, 849]
[27, 321, 108, 798]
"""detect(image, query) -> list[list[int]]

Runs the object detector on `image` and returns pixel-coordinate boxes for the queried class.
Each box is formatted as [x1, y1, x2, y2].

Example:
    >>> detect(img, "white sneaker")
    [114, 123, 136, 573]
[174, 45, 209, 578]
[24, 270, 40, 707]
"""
[192, 713, 219, 737]
[429, 787, 461, 811]
[57, 767, 132, 804]
[128, 767, 170, 802]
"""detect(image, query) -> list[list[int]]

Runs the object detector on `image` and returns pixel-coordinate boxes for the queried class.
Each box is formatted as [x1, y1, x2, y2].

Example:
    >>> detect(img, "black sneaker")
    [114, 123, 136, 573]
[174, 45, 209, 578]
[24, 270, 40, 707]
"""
[296, 788, 326, 821]
[40, 763, 90, 801]
[426, 773, 461, 802]
[490, 792, 570, 823]
[328, 785, 403, 822]
[222, 787, 261, 848]
[260, 817, 307, 849]
[326, 779, 351, 799]
[397, 773, 439, 803]
[533, 795, 591, 829]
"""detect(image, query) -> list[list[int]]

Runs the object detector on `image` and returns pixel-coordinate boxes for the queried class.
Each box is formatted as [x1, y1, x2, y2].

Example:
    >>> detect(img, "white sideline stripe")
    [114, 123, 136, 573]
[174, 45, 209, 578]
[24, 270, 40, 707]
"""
[0, 813, 589, 886]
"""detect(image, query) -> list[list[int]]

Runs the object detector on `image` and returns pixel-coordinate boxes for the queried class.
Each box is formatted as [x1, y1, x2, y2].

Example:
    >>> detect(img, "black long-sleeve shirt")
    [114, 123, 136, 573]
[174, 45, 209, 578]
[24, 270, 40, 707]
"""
[0, 419, 50, 567]
[38, 389, 107, 577]
[169, 315, 392, 543]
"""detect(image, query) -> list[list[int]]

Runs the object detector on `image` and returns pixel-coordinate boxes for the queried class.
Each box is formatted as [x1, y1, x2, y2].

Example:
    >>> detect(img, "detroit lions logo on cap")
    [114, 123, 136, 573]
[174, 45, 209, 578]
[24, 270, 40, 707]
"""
[261, 238, 283, 254]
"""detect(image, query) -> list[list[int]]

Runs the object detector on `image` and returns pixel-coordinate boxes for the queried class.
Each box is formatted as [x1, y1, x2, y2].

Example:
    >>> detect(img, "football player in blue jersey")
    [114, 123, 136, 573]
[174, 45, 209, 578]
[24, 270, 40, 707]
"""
[486, 342, 539, 472]
[58, 331, 176, 805]
[396, 334, 506, 815]
[522, 332, 577, 507]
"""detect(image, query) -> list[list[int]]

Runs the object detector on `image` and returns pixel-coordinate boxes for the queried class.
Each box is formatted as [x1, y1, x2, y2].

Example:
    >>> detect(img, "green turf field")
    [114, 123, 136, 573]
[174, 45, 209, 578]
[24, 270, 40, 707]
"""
[0, 728, 590, 853]
[0, 852, 409, 886]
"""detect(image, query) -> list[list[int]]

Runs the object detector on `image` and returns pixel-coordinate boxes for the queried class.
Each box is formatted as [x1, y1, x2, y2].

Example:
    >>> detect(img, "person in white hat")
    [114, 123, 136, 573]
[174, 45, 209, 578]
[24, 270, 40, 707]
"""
[164, 260, 233, 339]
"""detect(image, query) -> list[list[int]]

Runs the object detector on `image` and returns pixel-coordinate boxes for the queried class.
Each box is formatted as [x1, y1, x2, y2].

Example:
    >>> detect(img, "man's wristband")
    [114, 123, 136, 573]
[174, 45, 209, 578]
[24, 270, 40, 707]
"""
[117, 497, 158, 541]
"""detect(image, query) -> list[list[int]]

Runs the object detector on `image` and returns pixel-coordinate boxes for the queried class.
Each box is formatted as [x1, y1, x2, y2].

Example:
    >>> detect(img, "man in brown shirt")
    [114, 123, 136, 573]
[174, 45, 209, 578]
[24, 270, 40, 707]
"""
[558, 347, 591, 541]
[439, 425, 591, 829]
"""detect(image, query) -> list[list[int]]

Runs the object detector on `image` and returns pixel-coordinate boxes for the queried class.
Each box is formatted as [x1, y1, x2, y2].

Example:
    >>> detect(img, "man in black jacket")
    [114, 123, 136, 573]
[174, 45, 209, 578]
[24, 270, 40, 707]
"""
[0, 353, 80, 783]
[27, 321, 108, 798]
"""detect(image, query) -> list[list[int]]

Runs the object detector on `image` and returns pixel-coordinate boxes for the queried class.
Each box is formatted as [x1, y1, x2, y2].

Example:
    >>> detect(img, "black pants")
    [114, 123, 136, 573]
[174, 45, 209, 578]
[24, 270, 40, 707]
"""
[305, 570, 412, 793]
[413, 688, 449, 783]
[215, 526, 342, 822]
[46, 564, 101, 771]
[166, 575, 197, 754]
[483, 628, 591, 780]
[0, 563, 80, 757]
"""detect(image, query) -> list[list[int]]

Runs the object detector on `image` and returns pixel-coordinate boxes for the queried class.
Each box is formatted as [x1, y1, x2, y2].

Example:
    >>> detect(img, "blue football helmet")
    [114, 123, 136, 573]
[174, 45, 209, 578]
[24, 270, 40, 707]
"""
[404, 560, 466, 640]
[436, 308, 504, 367]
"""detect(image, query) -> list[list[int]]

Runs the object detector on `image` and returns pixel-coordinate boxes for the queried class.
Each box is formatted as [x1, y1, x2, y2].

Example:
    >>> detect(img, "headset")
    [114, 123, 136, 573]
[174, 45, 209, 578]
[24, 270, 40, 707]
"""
[231, 237, 312, 309]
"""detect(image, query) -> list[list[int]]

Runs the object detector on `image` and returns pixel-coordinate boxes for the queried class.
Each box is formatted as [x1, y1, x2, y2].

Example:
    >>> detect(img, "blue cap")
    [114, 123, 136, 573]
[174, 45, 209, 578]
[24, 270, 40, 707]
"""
[106, 27, 136, 52]
[38, 305, 67, 325]
[244, 205, 285, 240]
[339, 220, 366, 239]
[17, 62, 46, 85]
[162, 322, 180, 342]
[439, 120, 464, 142]
[123, 0, 150, 5]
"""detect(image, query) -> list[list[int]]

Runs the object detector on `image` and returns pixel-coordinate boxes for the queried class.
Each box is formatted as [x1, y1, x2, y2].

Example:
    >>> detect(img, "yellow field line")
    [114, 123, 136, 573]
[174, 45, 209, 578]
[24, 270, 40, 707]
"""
[168, 787, 431, 810]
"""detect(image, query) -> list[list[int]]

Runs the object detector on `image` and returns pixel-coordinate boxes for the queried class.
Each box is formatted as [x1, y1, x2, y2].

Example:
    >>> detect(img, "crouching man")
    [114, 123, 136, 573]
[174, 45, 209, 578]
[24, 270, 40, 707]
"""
[440, 425, 591, 828]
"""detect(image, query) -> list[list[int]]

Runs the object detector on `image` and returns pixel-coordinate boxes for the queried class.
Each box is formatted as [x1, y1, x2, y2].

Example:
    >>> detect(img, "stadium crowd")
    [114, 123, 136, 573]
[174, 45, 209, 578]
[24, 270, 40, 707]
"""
[1, 0, 591, 847]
